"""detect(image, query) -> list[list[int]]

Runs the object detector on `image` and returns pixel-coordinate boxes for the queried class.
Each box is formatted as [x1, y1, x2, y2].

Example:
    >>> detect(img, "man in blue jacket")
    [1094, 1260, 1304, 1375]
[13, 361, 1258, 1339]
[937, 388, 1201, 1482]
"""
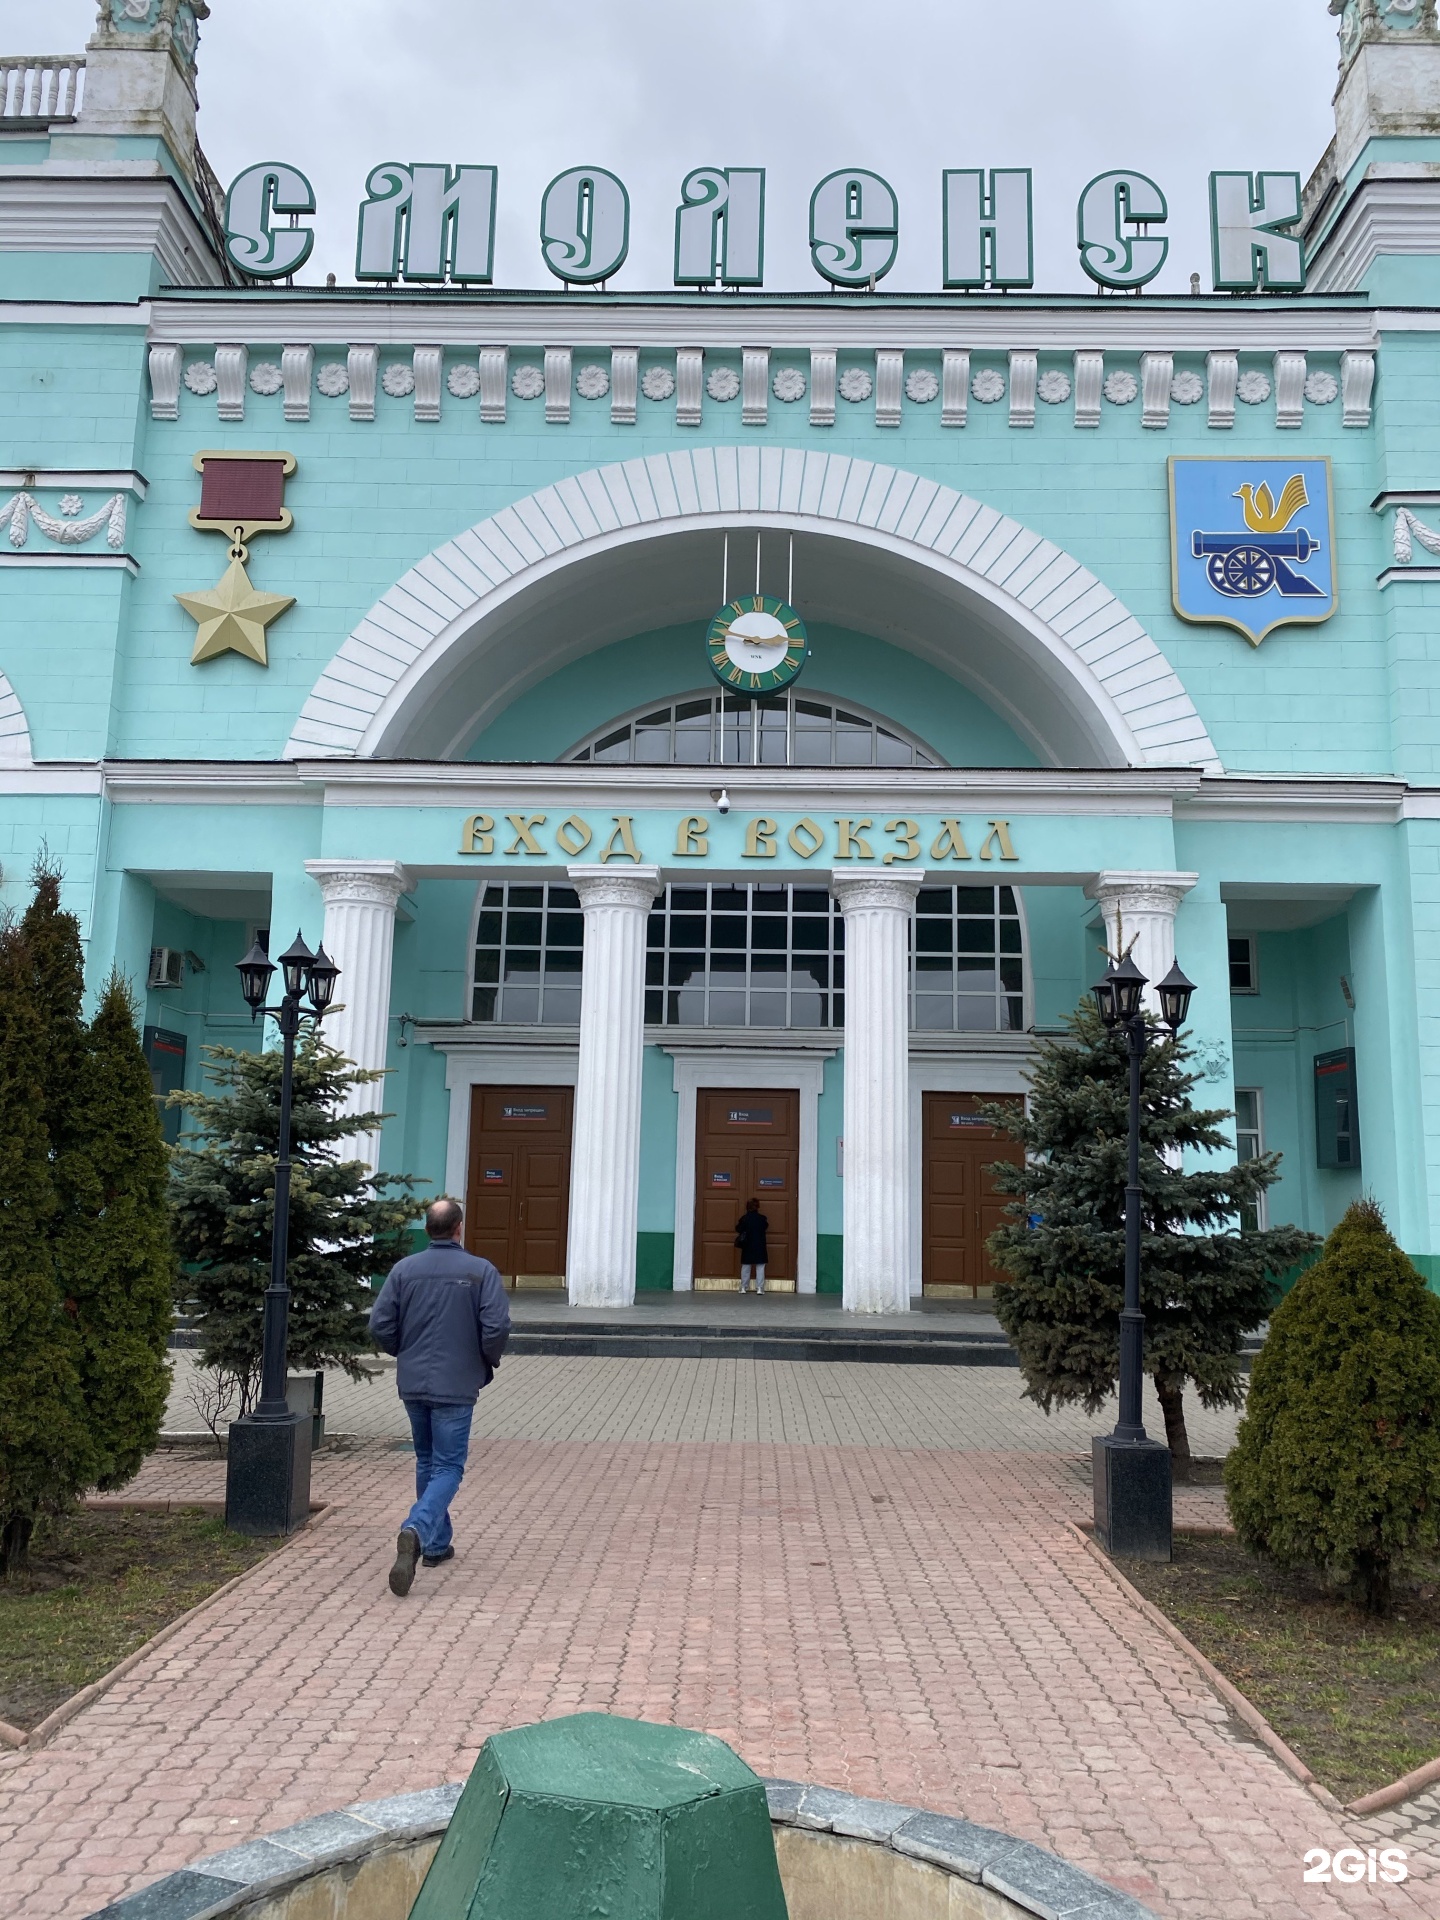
[369, 1196, 511, 1597]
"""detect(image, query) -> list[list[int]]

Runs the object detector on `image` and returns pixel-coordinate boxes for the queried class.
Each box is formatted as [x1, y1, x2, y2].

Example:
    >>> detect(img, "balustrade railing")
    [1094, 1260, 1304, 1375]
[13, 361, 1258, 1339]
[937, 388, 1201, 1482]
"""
[0, 57, 85, 124]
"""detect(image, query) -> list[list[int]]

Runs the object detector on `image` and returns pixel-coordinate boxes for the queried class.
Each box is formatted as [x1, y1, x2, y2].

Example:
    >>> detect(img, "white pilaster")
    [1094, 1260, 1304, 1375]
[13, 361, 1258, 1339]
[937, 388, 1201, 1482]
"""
[304, 859, 413, 1171]
[1086, 870, 1199, 1008]
[830, 871, 925, 1314]
[566, 865, 662, 1307]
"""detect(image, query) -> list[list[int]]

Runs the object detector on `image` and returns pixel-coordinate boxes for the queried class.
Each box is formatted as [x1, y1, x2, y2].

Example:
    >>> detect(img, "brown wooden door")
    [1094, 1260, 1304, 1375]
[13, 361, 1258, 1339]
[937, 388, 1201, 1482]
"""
[465, 1086, 573, 1284]
[921, 1093, 1023, 1298]
[694, 1089, 798, 1286]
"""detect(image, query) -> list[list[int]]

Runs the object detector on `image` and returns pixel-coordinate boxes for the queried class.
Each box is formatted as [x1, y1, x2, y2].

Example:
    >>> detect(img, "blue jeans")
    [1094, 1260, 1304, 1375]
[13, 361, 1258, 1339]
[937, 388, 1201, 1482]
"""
[402, 1400, 474, 1557]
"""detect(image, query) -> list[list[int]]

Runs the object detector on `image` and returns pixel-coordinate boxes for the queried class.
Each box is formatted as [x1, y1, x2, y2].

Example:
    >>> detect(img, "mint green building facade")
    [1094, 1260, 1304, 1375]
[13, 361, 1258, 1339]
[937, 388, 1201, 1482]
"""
[5, 1, 1440, 1305]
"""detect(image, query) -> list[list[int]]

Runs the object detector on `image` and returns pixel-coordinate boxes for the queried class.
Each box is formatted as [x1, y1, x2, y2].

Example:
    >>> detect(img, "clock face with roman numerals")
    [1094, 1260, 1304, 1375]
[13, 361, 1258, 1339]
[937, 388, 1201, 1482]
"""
[705, 594, 809, 693]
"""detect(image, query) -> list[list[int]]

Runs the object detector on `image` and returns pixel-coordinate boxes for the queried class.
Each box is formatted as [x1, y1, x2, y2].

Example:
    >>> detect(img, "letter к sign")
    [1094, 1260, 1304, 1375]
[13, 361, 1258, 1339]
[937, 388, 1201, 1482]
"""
[176, 451, 297, 667]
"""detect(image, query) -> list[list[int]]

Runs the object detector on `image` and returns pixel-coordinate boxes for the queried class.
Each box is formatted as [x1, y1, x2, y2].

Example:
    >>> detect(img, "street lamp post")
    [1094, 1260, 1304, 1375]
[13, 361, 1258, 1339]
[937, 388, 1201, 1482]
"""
[224, 932, 340, 1536]
[1091, 950, 1195, 1561]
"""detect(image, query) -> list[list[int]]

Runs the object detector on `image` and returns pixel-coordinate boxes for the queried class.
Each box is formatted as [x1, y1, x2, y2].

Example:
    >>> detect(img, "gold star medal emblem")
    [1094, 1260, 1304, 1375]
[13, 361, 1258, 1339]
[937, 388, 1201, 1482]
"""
[180, 450, 298, 667]
[177, 554, 295, 665]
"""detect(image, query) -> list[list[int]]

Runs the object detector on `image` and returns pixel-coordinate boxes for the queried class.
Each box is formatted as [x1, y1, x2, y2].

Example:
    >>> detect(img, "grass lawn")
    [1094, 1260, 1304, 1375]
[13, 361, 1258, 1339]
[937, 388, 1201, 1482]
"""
[1118, 1531, 1440, 1804]
[0, 1508, 275, 1732]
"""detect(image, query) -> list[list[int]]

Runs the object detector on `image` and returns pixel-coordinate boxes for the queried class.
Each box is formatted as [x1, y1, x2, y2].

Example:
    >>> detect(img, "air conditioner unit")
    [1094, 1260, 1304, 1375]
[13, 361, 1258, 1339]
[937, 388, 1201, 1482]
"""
[148, 946, 183, 989]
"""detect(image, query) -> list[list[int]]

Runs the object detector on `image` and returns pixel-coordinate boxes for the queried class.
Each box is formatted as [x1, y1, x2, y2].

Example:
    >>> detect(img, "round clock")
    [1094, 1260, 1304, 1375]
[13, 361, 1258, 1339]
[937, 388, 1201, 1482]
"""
[705, 594, 809, 694]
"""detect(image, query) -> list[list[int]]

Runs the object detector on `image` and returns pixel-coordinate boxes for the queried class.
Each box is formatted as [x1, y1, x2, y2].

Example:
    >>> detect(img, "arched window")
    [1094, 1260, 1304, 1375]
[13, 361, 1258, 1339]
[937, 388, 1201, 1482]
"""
[566, 691, 942, 768]
[471, 883, 1024, 1031]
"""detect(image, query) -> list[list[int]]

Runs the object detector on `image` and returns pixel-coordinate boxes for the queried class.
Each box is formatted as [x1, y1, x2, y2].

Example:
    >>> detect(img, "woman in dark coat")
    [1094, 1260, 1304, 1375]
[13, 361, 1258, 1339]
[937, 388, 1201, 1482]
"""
[735, 1198, 768, 1295]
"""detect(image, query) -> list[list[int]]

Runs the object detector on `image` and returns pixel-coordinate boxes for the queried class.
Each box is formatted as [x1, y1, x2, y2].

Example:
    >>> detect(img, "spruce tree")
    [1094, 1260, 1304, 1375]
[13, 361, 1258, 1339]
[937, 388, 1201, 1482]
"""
[0, 913, 89, 1573]
[169, 1033, 420, 1408]
[62, 974, 175, 1489]
[983, 998, 1318, 1475]
[1226, 1199, 1440, 1614]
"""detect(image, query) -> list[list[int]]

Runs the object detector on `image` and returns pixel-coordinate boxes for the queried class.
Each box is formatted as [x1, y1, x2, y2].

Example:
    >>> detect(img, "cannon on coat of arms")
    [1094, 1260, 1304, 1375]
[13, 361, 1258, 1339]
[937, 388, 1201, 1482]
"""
[1189, 527, 1325, 598]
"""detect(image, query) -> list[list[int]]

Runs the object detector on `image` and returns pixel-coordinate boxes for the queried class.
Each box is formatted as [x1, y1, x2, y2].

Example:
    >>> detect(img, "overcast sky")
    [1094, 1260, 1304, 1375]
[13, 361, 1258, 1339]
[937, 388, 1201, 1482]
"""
[3, 1, 1341, 295]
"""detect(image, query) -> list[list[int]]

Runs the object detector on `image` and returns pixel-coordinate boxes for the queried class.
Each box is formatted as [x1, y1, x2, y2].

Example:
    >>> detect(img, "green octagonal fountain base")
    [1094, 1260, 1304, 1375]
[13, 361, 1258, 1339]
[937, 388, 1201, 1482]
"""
[411, 1713, 789, 1920]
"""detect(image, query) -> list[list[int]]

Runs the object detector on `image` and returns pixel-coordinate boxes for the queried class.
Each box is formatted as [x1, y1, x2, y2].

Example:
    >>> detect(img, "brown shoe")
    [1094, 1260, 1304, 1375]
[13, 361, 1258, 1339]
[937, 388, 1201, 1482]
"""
[388, 1527, 421, 1596]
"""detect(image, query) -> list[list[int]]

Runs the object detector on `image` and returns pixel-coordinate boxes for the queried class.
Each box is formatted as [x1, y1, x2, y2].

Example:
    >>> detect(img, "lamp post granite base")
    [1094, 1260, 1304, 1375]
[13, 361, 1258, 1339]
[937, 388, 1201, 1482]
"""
[1092, 1434, 1172, 1561]
[225, 1410, 312, 1536]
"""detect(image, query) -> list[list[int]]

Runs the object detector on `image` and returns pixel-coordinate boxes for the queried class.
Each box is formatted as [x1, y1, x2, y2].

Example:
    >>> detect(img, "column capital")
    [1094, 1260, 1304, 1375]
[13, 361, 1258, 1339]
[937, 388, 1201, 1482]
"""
[1085, 870, 1198, 914]
[567, 865, 662, 911]
[304, 859, 414, 911]
[829, 871, 927, 913]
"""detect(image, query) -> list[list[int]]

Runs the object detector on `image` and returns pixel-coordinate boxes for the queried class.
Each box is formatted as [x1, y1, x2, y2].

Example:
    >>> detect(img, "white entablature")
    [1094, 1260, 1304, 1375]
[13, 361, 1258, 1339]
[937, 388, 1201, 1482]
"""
[284, 447, 1223, 775]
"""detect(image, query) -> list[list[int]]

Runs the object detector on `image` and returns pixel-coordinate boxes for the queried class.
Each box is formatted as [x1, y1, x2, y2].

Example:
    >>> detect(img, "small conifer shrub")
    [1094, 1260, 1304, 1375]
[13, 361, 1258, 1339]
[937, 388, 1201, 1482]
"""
[1226, 1198, 1440, 1614]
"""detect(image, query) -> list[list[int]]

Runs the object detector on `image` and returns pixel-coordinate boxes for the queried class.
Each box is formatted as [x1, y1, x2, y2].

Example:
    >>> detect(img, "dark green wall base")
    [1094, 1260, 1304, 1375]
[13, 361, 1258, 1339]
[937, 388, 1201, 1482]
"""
[816, 1235, 843, 1294]
[636, 1232, 675, 1290]
[1272, 1248, 1440, 1298]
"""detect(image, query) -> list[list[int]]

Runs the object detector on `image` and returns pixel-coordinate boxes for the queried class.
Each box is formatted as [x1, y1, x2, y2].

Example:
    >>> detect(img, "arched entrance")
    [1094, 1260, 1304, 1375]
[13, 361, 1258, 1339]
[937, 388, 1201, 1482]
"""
[285, 448, 1220, 772]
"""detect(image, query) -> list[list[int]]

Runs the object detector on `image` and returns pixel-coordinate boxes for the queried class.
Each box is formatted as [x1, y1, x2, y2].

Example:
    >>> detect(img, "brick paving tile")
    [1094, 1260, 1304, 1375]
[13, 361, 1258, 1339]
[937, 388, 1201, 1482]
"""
[0, 1362, 1427, 1920]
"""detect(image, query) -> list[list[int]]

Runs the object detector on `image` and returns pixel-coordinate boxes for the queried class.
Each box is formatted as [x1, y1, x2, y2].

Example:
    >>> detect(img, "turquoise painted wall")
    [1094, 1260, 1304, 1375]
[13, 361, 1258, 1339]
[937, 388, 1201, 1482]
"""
[467, 623, 1037, 768]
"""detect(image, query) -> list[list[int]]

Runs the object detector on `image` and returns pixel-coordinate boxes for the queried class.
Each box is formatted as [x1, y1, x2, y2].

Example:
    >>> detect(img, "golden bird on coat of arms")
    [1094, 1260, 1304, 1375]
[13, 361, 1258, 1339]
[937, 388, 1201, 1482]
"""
[1234, 474, 1310, 533]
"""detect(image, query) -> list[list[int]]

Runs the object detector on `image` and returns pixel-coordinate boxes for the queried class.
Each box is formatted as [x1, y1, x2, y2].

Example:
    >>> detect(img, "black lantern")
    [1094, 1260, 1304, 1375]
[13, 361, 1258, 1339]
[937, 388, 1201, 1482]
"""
[1155, 960, 1196, 1034]
[1108, 952, 1147, 1024]
[278, 931, 314, 1000]
[307, 943, 340, 1014]
[1092, 972, 1118, 1028]
[236, 939, 276, 1014]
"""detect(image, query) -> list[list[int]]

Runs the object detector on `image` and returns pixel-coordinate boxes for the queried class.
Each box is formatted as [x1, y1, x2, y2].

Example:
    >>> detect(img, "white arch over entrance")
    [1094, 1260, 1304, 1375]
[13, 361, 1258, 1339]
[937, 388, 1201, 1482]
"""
[0, 668, 33, 767]
[285, 448, 1221, 771]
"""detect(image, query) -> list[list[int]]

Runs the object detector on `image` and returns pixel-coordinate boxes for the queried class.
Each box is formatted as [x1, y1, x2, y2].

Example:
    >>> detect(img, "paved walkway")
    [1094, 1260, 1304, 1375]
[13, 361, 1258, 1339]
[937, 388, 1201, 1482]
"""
[0, 1357, 1431, 1920]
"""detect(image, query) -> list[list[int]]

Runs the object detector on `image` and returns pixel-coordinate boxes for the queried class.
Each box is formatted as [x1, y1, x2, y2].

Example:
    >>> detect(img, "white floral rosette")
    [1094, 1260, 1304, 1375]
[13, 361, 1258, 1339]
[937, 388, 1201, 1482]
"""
[315, 363, 350, 398]
[447, 364, 481, 399]
[838, 367, 872, 404]
[772, 367, 806, 403]
[971, 367, 1006, 404]
[641, 366, 676, 402]
[1103, 370, 1138, 406]
[1237, 369, 1271, 406]
[1303, 370, 1339, 406]
[248, 362, 283, 396]
[1170, 370, 1204, 406]
[510, 365, 545, 401]
[706, 366, 740, 402]
[183, 360, 218, 396]
[381, 363, 416, 399]
[1037, 370, 1071, 406]
[575, 364, 610, 400]
[904, 368, 939, 405]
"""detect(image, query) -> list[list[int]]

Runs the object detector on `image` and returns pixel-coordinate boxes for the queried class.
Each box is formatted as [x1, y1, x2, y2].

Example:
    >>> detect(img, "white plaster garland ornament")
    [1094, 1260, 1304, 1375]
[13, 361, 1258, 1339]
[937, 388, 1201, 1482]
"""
[971, 368, 1006, 404]
[315, 363, 350, 398]
[575, 364, 610, 400]
[1170, 371, 1204, 405]
[640, 366, 676, 402]
[381, 363, 415, 399]
[446, 364, 481, 399]
[1237, 369, 1272, 405]
[248, 362, 283, 397]
[705, 366, 740, 402]
[1037, 370, 1072, 405]
[1194, 1039, 1230, 1084]
[838, 367, 872, 404]
[59, 495, 84, 517]
[1304, 370, 1339, 405]
[1392, 506, 1440, 562]
[183, 360, 218, 396]
[1103, 370, 1138, 406]
[510, 365, 545, 400]
[0, 492, 127, 550]
[904, 368, 939, 404]
[772, 366, 806, 403]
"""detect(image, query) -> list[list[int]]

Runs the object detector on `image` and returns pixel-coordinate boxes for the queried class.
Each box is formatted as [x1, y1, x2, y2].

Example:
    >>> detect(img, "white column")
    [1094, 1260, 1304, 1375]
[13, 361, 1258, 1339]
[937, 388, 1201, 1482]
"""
[831, 871, 925, 1314]
[1086, 870, 1199, 1008]
[304, 859, 413, 1171]
[566, 865, 661, 1307]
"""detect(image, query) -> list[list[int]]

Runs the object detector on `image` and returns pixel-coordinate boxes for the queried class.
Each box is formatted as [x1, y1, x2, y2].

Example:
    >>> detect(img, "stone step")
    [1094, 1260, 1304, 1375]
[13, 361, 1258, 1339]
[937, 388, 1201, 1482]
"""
[506, 1327, 1019, 1366]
